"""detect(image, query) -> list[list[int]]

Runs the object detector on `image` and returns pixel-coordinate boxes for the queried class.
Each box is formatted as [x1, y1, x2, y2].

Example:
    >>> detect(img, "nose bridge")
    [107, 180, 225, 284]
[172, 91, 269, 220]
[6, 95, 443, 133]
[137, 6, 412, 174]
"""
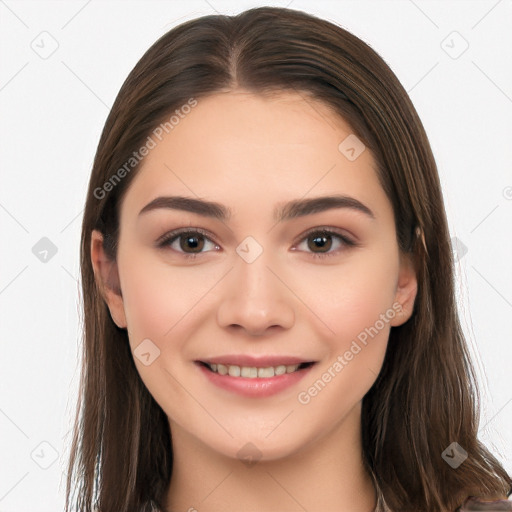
[216, 235, 295, 334]
[235, 238, 276, 300]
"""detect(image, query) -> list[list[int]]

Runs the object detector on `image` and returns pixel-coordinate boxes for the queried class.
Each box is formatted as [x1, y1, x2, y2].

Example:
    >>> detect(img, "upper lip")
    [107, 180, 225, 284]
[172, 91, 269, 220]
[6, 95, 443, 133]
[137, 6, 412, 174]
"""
[197, 355, 316, 367]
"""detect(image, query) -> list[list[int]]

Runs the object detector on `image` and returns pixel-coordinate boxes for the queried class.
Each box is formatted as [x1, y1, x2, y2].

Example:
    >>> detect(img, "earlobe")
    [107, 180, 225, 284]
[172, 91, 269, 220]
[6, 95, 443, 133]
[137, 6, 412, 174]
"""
[390, 251, 418, 327]
[90, 229, 127, 329]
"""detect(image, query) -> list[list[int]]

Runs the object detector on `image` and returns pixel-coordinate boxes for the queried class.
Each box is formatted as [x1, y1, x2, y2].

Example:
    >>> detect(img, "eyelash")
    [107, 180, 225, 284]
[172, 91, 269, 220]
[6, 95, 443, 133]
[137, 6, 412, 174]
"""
[156, 227, 357, 260]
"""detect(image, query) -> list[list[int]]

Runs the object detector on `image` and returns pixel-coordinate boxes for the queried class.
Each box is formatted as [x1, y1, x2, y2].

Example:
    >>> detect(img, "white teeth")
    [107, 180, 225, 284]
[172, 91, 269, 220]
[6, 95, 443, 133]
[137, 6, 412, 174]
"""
[241, 366, 258, 378]
[228, 365, 240, 377]
[275, 365, 287, 375]
[258, 367, 275, 378]
[206, 362, 305, 378]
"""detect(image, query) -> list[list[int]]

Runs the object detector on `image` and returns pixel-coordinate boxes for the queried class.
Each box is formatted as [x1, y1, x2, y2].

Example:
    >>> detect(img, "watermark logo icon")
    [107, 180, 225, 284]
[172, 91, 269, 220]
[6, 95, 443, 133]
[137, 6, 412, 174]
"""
[32, 237, 58, 263]
[237, 442, 262, 468]
[450, 236, 468, 262]
[30, 31, 59, 59]
[338, 134, 366, 161]
[441, 31, 469, 60]
[442, 442, 468, 469]
[30, 441, 59, 469]
[236, 236, 263, 264]
[134, 338, 161, 366]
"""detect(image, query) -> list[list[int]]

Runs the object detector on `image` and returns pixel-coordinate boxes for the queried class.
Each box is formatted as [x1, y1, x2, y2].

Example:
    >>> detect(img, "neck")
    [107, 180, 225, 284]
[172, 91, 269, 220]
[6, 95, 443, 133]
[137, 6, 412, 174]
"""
[164, 403, 377, 512]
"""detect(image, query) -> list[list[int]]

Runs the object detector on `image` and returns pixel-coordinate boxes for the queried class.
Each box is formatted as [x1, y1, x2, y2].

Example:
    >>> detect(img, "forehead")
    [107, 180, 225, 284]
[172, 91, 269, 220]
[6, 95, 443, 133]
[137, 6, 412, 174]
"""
[120, 89, 391, 224]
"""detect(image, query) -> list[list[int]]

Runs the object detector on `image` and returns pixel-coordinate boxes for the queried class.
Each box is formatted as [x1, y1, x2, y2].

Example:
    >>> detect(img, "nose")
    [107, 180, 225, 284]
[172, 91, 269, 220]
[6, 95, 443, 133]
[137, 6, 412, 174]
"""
[216, 251, 295, 336]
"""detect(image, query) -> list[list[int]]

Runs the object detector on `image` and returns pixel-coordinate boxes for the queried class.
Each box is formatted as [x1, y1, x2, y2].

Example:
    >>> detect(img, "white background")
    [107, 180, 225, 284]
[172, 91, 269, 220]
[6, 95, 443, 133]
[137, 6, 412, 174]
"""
[0, 0, 511, 510]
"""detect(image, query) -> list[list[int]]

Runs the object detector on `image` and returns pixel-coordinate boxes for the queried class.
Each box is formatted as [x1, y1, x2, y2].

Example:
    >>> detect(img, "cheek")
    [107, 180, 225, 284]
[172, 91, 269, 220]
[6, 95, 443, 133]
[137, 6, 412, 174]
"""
[116, 252, 215, 410]
[293, 250, 399, 345]
[118, 246, 215, 344]
[293, 268, 396, 417]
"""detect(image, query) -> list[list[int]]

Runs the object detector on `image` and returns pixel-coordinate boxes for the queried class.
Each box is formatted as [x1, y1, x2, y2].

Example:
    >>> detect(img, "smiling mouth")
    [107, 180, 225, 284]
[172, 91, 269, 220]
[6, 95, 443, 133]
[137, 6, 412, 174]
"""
[197, 361, 315, 378]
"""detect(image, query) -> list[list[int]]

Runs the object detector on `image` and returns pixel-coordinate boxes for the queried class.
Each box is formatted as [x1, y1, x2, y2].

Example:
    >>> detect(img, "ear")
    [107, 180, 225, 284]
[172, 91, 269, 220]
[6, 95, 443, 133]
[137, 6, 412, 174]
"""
[389, 251, 418, 327]
[90, 229, 127, 329]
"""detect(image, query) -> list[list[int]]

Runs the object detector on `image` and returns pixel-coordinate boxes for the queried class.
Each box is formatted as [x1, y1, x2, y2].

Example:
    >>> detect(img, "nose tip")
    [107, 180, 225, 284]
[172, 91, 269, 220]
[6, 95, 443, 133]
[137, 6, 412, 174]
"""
[216, 262, 295, 335]
[220, 303, 294, 336]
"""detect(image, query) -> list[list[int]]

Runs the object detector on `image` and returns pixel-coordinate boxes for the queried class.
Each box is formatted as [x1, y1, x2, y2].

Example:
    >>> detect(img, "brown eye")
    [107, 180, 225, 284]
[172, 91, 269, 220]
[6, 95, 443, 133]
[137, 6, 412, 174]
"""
[157, 228, 219, 257]
[307, 233, 333, 253]
[178, 233, 206, 253]
[295, 229, 356, 259]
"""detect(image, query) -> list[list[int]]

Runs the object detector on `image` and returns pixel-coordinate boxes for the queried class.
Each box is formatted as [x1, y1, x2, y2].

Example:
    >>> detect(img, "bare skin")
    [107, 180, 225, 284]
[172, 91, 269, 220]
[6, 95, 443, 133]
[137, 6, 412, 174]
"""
[91, 89, 417, 512]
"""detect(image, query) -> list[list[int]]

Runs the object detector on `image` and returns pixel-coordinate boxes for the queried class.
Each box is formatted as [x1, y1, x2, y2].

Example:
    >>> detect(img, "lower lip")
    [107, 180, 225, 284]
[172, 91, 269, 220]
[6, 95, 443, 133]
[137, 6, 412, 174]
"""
[195, 362, 315, 398]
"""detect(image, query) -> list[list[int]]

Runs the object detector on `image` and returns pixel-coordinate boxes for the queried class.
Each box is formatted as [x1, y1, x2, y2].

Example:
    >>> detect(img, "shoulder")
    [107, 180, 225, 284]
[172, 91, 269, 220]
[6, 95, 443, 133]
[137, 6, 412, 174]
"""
[457, 495, 512, 511]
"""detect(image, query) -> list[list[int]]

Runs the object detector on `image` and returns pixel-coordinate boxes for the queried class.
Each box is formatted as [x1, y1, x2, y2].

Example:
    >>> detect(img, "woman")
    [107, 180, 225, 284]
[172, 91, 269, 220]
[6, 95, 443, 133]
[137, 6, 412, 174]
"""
[66, 6, 512, 512]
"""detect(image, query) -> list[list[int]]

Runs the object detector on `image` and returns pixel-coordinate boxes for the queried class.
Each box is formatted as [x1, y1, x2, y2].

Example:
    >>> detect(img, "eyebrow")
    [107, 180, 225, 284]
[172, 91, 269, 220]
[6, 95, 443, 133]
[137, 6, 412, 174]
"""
[138, 194, 375, 222]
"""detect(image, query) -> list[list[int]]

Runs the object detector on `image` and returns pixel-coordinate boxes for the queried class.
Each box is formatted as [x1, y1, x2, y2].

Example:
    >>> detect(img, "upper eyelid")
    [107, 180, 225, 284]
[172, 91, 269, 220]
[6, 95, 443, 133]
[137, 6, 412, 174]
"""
[156, 226, 215, 245]
[296, 226, 354, 241]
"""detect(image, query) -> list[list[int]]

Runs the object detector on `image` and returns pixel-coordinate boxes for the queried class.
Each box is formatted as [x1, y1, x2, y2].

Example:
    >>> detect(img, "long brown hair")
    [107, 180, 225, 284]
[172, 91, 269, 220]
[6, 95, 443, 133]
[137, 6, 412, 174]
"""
[66, 6, 511, 511]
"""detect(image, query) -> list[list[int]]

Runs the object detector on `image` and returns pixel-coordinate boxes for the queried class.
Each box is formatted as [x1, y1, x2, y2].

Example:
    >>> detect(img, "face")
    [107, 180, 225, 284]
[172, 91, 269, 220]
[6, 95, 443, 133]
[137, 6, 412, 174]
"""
[92, 89, 417, 462]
